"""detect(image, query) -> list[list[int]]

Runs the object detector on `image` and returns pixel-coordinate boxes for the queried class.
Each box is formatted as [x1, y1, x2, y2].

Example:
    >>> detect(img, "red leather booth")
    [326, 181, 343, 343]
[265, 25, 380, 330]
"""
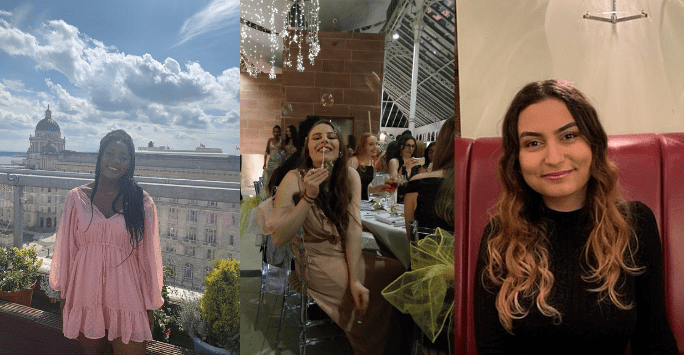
[454, 134, 684, 354]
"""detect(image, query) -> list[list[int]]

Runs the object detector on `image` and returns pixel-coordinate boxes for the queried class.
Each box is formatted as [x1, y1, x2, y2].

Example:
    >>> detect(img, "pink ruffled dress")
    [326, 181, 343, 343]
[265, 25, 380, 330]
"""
[49, 188, 163, 344]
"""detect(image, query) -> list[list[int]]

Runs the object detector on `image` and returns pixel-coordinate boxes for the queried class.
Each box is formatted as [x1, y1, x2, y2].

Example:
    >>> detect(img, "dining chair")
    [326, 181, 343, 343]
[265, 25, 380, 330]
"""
[276, 231, 344, 355]
[253, 188, 291, 331]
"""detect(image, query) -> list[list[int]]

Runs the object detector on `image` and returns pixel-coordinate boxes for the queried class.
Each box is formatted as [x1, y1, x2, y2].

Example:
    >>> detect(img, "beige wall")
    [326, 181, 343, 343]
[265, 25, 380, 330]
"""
[458, 0, 684, 138]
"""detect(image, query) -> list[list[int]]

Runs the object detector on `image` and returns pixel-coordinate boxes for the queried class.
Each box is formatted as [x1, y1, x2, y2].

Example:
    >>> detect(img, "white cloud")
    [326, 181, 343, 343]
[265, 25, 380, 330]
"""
[0, 16, 240, 132]
[1, 78, 26, 92]
[175, 0, 239, 47]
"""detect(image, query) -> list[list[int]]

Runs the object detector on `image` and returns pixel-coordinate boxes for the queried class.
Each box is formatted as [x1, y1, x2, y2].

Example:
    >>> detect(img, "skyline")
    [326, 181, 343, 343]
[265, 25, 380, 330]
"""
[0, 0, 239, 153]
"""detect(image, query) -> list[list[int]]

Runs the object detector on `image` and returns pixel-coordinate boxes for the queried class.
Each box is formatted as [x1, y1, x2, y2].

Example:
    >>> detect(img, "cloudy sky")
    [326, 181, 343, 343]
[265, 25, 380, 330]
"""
[0, 0, 239, 153]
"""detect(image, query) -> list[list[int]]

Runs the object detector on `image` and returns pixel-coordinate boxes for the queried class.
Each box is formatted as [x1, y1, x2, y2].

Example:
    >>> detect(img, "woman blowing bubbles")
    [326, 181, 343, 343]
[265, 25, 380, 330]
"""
[264, 120, 405, 354]
[51, 130, 162, 355]
[474, 80, 679, 354]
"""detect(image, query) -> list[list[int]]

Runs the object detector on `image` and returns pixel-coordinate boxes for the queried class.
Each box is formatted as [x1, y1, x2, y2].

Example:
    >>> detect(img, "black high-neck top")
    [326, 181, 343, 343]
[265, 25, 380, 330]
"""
[474, 201, 679, 355]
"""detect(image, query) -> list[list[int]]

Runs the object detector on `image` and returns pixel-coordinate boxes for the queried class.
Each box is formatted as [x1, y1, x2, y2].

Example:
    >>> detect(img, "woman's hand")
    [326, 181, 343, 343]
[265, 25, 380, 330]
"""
[369, 179, 395, 194]
[403, 157, 419, 171]
[350, 280, 369, 316]
[303, 168, 329, 198]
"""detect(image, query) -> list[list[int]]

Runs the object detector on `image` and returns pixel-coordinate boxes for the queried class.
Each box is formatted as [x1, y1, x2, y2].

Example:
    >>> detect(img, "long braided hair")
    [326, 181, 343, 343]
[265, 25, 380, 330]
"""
[88, 130, 145, 261]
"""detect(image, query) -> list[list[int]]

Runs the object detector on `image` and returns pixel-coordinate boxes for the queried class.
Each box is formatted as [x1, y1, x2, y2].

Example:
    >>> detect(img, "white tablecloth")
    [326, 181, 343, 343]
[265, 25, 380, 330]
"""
[360, 210, 410, 268]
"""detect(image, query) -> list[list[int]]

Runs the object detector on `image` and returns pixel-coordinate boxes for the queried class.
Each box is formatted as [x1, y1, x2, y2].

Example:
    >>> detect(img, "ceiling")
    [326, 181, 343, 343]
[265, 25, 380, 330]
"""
[240, 0, 455, 128]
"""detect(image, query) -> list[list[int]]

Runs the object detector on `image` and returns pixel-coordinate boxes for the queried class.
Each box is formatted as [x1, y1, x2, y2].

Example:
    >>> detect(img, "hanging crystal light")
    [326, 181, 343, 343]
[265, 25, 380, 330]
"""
[241, 0, 321, 79]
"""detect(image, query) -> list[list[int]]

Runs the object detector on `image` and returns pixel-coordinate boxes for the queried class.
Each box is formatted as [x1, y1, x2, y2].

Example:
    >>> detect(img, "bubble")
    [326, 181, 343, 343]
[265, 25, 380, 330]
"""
[281, 103, 293, 115]
[320, 93, 334, 107]
[365, 72, 382, 92]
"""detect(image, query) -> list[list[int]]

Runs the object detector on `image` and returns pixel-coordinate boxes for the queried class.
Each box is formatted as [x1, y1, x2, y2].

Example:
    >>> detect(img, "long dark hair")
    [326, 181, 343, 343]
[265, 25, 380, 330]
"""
[431, 118, 454, 226]
[90, 130, 145, 253]
[395, 135, 417, 173]
[423, 142, 436, 167]
[298, 120, 352, 238]
[285, 125, 298, 147]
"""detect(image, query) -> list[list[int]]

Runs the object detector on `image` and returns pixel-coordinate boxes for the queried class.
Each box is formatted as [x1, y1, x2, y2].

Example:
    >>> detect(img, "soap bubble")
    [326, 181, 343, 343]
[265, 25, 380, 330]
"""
[365, 72, 381, 92]
[320, 93, 334, 107]
[281, 103, 293, 115]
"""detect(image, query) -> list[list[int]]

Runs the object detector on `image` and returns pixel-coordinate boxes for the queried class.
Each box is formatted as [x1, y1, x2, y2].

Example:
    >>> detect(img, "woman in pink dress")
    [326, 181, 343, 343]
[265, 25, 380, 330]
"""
[50, 129, 163, 355]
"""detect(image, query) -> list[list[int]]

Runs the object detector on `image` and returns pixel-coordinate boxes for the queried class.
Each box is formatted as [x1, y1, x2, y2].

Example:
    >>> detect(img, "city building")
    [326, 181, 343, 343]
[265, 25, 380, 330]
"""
[0, 108, 239, 291]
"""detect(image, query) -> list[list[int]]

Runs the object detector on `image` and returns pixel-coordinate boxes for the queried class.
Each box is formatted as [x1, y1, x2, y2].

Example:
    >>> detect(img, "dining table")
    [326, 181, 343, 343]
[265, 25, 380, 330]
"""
[360, 207, 411, 269]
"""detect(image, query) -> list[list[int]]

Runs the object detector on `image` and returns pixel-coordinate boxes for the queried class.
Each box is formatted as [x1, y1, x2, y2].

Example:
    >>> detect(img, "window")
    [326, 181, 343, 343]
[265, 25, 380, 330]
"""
[189, 199, 197, 205]
[231, 215, 236, 225]
[208, 213, 217, 224]
[186, 227, 197, 241]
[204, 267, 211, 276]
[185, 246, 195, 256]
[205, 229, 217, 244]
[229, 235, 234, 246]
[169, 207, 178, 219]
[168, 227, 177, 238]
[48, 207, 51, 214]
[48, 188, 51, 192]
[208, 200, 217, 207]
[48, 195, 51, 203]
[188, 210, 198, 222]
[170, 197, 178, 202]
[206, 249, 212, 259]
[184, 263, 194, 282]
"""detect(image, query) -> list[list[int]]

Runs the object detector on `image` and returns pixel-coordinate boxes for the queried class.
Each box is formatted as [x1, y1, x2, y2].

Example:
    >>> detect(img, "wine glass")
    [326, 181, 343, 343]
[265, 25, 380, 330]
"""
[387, 174, 404, 214]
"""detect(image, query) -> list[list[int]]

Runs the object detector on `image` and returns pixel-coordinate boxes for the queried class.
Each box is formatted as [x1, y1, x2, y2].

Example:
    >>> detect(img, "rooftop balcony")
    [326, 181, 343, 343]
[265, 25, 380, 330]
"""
[0, 168, 240, 354]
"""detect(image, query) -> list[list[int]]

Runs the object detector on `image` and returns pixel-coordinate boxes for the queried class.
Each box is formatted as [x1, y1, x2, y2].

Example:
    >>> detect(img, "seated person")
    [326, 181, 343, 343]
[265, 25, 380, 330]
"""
[474, 80, 679, 354]
[265, 120, 406, 355]
[404, 118, 455, 238]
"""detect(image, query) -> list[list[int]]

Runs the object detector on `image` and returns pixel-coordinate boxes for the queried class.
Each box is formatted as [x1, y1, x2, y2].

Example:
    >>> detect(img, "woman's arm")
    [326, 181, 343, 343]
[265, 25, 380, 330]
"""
[348, 156, 359, 169]
[388, 158, 400, 177]
[629, 202, 679, 353]
[271, 169, 329, 248]
[344, 168, 369, 315]
[474, 221, 515, 354]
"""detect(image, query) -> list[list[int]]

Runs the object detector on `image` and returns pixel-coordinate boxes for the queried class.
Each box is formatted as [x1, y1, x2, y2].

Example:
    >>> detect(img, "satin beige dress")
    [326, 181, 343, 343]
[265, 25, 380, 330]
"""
[265, 170, 406, 354]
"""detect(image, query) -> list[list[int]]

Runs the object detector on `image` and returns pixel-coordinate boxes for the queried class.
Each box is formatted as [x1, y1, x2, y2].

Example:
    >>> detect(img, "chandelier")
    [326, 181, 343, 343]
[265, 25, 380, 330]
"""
[240, 0, 321, 80]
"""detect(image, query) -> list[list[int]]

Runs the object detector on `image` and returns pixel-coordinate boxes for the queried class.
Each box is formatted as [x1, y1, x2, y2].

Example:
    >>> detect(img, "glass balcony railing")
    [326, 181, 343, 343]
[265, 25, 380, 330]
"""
[0, 167, 240, 294]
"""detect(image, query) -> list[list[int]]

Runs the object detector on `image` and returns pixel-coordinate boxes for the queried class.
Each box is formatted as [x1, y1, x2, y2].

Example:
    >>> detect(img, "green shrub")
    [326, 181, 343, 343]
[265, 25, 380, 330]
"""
[0, 246, 43, 292]
[201, 258, 239, 351]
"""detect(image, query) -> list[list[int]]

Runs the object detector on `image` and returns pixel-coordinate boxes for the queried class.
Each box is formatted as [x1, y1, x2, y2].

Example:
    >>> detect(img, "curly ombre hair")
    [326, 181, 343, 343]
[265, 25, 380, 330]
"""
[483, 80, 643, 332]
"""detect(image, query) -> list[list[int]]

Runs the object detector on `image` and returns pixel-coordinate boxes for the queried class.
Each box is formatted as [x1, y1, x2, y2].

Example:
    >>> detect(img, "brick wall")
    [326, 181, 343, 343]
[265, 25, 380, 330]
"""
[240, 73, 283, 155]
[281, 31, 385, 139]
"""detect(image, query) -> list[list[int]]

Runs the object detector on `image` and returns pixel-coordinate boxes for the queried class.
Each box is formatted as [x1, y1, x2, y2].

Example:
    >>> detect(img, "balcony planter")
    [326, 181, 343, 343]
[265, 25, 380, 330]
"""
[191, 334, 234, 355]
[0, 246, 43, 307]
[0, 279, 37, 307]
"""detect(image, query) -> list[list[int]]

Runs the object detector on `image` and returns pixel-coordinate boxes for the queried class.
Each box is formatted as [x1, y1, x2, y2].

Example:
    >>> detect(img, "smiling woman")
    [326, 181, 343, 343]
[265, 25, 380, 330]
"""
[473, 80, 679, 354]
[50, 129, 163, 355]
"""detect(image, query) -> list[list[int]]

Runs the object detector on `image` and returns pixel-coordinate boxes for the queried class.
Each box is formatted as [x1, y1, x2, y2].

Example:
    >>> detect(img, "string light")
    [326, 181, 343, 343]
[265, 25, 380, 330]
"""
[241, 0, 321, 79]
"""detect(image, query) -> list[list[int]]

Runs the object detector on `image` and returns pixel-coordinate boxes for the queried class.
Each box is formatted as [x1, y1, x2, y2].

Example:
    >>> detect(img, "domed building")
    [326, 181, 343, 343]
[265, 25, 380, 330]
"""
[24, 105, 66, 170]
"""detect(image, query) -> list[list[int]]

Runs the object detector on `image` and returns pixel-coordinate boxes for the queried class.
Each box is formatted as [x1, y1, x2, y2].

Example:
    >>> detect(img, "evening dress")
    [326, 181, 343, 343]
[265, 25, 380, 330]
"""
[50, 188, 163, 344]
[264, 169, 406, 354]
[356, 165, 374, 201]
[263, 139, 283, 188]
[405, 177, 452, 234]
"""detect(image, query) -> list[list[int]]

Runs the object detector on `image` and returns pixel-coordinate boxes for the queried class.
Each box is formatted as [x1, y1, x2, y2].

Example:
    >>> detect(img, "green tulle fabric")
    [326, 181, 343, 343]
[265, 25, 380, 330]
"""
[240, 195, 261, 237]
[381, 228, 455, 343]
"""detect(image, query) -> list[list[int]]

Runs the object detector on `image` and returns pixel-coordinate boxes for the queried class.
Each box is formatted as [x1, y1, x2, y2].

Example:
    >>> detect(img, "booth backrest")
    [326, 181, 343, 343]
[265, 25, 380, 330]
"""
[454, 134, 683, 355]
